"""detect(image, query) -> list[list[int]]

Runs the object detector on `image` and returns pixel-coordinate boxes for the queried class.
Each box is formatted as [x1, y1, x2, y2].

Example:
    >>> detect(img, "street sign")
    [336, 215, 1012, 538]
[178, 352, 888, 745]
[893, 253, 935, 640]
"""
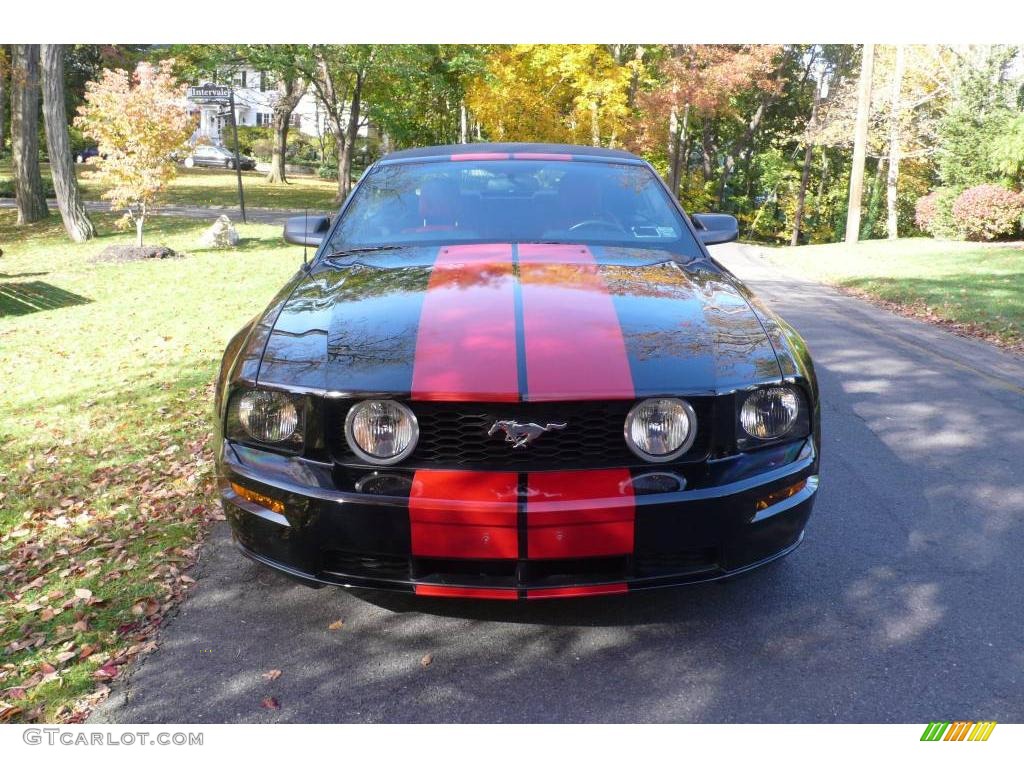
[187, 83, 232, 104]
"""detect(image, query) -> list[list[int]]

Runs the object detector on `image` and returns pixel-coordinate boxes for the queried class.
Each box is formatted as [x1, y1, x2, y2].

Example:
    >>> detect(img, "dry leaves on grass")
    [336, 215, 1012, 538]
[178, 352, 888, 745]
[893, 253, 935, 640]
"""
[328, 620, 345, 631]
[262, 669, 282, 681]
[0, 383, 223, 723]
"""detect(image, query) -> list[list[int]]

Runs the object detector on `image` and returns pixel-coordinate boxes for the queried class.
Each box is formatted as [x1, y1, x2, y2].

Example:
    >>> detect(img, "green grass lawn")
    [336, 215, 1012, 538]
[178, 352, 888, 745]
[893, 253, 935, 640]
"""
[763, 238, 1024, 351]
[0, 160, 340, 212]
[0, 212, 301, 722]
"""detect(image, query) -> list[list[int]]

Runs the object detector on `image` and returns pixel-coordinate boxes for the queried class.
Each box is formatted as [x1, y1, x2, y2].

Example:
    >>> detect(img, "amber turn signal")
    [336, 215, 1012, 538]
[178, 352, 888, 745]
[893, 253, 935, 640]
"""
[230, 482, 285, 514]
[754, 480, 807, 512]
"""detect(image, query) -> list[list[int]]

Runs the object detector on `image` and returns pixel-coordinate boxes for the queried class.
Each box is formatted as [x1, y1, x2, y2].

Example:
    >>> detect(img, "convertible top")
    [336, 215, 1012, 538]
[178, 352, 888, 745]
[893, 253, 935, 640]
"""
[379, 142, 643, 163]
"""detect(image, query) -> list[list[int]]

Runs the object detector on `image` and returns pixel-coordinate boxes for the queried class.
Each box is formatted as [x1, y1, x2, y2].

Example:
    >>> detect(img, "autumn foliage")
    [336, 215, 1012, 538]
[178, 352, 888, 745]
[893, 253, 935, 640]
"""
[466, 45, 631, 146]
[951, 184, 1024, 241]
[75, 61, 194, 246]
[633, 45, 784, 155]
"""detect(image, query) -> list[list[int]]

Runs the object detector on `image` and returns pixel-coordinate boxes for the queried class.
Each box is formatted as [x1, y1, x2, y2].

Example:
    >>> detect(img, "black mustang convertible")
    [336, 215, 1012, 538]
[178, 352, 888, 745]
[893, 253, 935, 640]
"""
[214, 143, 820, 600]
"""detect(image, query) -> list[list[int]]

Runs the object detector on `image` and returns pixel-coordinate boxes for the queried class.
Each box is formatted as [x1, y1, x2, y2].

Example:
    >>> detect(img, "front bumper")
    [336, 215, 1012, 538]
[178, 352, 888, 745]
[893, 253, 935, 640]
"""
[217, 438, 818, 599]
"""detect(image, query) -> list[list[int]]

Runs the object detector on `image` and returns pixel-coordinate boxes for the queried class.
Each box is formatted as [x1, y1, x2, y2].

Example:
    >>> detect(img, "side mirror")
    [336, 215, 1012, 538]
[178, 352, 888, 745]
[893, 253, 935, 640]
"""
[283, 215, 331, 247]
[691, 213, 739, 246]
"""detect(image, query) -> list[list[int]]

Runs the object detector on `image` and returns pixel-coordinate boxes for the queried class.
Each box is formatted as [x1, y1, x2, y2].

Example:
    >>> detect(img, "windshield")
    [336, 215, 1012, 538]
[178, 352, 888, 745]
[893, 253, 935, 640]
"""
[326, 159, 701, 257]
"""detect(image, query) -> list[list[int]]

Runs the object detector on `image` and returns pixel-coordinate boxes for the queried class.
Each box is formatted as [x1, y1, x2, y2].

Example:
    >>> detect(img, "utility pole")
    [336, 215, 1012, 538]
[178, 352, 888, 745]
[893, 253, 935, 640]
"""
[228, 88, 247, 223]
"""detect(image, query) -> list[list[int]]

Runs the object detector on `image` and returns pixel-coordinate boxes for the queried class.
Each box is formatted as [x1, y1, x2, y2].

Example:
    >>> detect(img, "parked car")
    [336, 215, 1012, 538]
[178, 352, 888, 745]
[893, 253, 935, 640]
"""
[74, 146, 100, 164]
[183, 144, 255, 170]
[214, 143, 820, 600]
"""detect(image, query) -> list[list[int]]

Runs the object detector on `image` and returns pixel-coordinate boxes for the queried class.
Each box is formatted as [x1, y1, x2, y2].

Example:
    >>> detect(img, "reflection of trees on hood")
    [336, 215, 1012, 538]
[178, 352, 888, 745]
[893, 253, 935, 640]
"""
[602, 262, 782, 382]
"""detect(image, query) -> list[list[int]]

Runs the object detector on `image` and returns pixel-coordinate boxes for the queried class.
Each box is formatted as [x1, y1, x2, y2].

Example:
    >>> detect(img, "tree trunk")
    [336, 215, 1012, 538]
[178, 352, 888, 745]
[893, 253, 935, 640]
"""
[861, 157, 886, 240]
[719, 99, 768, 209]
[844, 43, 874, 244]
[668, 104, 689, 199]
[590, 101, 600, 147]
[667, 106, 679, 191]
[791, 79, 824, 246]
[459, 103, 468, 144]
[11, 44, 48, 224]
[0, 49, 7, 157]
[40, 44, 94, 242]
[136, 215, 144, 247]
[701, 118, 715, 183]
[886, 44, 905, 240]
[339, 70, 363, 201]
[266, 76, 304, 185]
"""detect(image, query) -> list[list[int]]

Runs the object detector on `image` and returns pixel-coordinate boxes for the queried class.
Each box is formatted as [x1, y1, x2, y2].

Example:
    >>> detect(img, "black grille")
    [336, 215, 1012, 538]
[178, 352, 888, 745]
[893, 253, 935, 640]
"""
[320, 550, 410, 581]
[330, 399, 711, 471]
[634, 547, 718, 577]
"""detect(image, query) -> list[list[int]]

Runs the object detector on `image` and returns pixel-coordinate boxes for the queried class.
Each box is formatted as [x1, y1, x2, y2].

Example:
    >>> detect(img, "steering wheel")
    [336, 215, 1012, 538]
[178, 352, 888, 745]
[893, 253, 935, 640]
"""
[568, 218, 627, 234]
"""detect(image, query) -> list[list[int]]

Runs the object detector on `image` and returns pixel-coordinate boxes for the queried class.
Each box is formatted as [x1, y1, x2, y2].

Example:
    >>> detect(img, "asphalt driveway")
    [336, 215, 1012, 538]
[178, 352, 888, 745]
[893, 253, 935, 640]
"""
[93, 242, 1024, 723]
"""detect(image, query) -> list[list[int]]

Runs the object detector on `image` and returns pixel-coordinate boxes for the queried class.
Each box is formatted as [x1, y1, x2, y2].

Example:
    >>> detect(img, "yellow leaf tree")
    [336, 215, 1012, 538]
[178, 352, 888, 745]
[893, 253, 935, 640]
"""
[466, 45, 630, 146]
[75, 61, 194, 246]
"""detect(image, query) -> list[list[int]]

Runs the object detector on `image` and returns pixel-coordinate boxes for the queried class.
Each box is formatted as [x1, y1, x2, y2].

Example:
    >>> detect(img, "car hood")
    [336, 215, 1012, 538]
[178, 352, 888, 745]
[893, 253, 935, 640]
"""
[255, 243, 782, 399]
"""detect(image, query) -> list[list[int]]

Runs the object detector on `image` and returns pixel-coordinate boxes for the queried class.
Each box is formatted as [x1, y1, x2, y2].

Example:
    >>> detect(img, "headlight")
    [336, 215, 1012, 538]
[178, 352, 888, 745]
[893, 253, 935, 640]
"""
[623, 397, 697, 462]
[740, 386, 799, 439]
[344, 400, 419, 465]
[235, 389, 301, 444]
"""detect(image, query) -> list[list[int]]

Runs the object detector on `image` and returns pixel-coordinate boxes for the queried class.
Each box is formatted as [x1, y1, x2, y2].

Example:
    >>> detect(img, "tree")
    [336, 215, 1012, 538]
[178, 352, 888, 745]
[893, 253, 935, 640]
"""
[0, 48, 8, 155]
[635, 45, 783, 200]
[937, 45, 1021, 189]
[75, 61, 194, 246]
[41, 44, 95, 242]
[466, 45, 631, 147]
[845, 44, 874, 243]
[369, 45, 489, 149]
[295, 45, 376, 201]
[11, 44, 48, 224]
[885, 45, 906, 239]
[226, 45, 307, 184]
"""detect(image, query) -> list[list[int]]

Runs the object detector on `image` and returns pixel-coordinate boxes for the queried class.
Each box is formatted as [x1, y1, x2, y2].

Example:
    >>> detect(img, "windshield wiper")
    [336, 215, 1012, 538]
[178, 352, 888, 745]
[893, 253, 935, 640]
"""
[322, 245, 405, 260]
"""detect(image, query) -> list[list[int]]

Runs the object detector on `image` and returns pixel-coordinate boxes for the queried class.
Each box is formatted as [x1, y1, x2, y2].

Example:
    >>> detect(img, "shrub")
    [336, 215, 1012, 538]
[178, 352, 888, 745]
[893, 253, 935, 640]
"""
[915, 187, 961, 238]
[0, 177, 55, 198]
[229, 125, 272, 157]
[317, 160, 338, 180]
[951, 184, 1024, 241]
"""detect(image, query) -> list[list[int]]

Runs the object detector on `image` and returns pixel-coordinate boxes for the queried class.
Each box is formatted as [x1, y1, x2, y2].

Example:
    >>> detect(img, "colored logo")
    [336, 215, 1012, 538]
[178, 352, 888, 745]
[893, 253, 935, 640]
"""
[921, 721, 996, 741]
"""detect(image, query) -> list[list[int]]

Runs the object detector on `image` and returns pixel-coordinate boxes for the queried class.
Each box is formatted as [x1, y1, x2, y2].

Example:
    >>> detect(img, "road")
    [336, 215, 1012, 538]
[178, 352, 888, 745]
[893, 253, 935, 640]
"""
[93, 242, 1024, 723]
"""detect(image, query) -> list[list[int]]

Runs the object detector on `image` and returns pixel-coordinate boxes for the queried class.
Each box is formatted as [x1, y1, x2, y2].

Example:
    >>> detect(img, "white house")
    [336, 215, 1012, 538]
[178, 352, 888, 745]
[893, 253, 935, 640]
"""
[190, 67, 370, 147]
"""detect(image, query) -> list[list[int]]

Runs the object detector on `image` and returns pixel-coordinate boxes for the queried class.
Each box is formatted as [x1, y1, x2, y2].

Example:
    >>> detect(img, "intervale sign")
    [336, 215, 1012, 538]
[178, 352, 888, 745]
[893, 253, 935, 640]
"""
[186, 83, 232, 104]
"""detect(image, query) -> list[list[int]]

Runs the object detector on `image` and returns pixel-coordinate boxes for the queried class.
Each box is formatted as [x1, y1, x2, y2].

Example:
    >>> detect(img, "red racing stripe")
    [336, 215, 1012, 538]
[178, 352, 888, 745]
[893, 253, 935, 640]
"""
[450, 152, 510, 161]
[409, 470, 519, 559]
[411, 244, 519, 402]
[526, 583, 628, 599]
[525, 469, 635, 559]
[415, 585, 518, 600]
[517, 244, 634, 401]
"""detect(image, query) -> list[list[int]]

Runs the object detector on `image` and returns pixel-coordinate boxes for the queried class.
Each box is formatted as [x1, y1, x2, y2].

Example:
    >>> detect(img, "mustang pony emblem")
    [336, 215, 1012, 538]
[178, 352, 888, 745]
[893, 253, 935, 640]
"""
[488, 420, 568, 449]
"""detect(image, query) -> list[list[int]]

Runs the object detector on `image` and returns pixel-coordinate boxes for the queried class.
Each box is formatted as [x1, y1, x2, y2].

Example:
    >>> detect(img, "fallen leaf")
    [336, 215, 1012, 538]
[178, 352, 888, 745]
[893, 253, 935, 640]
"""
[420, 653, 433, 667]
[74, 588, 92, 600]
[260, 696, 280, 710]
[328, 620, 345, 631]
[93, 664, 118, 681]
[72, 620, 89, 633]
[262, 669, 282, 681]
